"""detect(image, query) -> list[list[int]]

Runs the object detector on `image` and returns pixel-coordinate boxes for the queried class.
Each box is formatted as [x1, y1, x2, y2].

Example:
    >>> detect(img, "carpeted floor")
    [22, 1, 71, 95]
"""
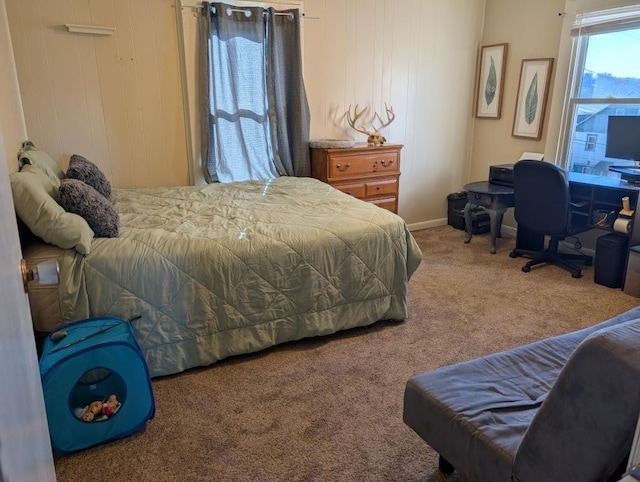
[53, 226, 638, 481]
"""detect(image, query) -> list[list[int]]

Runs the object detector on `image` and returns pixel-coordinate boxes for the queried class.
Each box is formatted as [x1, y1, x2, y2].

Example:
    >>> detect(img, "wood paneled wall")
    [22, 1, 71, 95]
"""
[302, 0, 485, 225]
[182, 0, 485, 225]
[5, 0, 188, 188]
[7, 0, 485, 225]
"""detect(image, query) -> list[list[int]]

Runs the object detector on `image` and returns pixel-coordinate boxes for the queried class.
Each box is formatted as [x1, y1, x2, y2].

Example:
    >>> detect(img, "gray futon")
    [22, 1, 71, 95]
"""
[404, 306, 640, 482]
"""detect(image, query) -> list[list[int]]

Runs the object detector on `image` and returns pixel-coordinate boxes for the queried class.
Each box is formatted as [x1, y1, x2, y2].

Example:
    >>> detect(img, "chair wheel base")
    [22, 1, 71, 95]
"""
[522, 265, 531, 273]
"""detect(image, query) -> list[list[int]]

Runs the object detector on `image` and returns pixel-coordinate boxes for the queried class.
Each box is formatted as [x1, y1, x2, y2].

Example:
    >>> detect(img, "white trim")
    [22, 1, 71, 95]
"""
[556, 4, 640, 171]
[502, 224, 518, 238]
[175, 0, 195, 185]
[407, 218, 447, 231]
[407, 220, 517, 239]
[571, 4, 640, 35]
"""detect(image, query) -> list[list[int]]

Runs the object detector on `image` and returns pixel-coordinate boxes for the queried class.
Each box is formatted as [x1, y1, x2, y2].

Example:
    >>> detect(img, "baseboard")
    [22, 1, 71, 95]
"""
[407, 218, 447, 231]
[409, 220, 518, 236]
[501, 225, 517, 238]
[410, 221, 598, 259]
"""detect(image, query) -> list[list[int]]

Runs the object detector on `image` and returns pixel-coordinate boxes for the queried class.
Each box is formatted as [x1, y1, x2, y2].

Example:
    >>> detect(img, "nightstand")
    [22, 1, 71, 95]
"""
[310, 143, 402, 214]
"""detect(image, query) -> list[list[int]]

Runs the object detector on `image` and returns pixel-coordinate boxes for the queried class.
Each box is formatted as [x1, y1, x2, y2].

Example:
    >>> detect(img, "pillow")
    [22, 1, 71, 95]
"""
[66, 154, 111, 199]
[9, 165, 94, 254]
[58, 178, 120, 238]
[18, 143, 65, 188]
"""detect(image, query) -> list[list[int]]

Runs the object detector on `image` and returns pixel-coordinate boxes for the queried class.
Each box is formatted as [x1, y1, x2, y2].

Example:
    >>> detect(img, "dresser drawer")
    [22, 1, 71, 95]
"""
[310, 143, 403, 214]
[333, 182, 366, 199]
[368, 197, 397, 212]
[365, 178, 398, 198]
[328, 151, 399, 179]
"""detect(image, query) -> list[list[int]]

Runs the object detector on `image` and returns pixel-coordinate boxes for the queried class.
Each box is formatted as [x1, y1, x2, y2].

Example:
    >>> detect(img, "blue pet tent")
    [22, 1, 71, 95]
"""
[39, 316, 155, 453]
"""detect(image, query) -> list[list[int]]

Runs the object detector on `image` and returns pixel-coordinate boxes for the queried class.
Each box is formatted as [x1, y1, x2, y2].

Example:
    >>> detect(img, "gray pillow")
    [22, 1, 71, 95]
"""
[58, 179, 120, 238]
[66, 154, 111, 199]
[9, 165, 94, 254]
[18, 143, 65, 188]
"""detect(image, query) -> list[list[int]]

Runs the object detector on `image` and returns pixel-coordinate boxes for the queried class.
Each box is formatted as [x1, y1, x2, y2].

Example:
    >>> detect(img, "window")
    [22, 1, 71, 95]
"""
[560, 5, 640, 179]
[585, 134, 597, 151]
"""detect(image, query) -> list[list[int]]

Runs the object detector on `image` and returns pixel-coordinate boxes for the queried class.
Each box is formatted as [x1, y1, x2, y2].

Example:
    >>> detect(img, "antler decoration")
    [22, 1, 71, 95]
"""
[346, 103, 395, 146]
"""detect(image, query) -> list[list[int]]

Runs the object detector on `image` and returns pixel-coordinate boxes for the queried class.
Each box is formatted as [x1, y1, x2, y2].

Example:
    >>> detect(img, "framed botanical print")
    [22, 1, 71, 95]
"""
[512, 58, 554, 139]
[475, 43, 508, 119]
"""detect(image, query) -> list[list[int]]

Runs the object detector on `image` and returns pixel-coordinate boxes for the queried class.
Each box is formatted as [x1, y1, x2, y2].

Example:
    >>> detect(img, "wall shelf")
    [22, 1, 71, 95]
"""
[64, 24, 115, 36]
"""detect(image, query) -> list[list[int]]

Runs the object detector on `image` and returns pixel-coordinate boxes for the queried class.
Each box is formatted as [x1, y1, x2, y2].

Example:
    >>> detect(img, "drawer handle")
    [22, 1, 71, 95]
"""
[381, 159, 394, 167]
[336, 163, 351, 171]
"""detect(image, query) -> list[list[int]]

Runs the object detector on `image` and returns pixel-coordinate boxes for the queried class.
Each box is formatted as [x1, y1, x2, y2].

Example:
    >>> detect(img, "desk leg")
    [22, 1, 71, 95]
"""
[488, 208, 507, 254]
[463, 202, 473, 244]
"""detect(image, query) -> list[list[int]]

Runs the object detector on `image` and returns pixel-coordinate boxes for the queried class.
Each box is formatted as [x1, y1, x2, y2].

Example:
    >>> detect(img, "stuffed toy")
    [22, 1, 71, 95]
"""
[80, 401, 103, 422]
[102, 394, 120, 417]
[76, 394, 121, 422]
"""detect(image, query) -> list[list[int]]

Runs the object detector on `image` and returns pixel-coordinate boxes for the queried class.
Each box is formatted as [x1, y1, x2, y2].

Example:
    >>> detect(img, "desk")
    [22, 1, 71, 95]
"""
[463, 173, 640, 289]
[463, 181, 514, 254]
[568, 173, 640, 293]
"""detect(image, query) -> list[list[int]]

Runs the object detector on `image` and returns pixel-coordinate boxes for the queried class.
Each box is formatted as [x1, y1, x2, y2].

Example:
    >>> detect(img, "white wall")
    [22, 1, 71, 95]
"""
[469, 0, 566, 185]
[7, 0, 485, 227]
[303, 0, 485, 226]
[5, 0, 188, 188]
[8, 0, 638, 226]
[0, 0, 26, 173]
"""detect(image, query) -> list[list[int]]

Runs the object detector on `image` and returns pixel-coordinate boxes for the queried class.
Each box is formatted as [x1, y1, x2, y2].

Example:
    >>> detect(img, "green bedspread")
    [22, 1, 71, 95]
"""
[58, 177, 422, 377]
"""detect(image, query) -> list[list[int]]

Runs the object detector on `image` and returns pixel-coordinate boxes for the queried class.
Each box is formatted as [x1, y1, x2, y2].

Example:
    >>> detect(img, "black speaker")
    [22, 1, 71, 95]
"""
[595, 233, 629, 288]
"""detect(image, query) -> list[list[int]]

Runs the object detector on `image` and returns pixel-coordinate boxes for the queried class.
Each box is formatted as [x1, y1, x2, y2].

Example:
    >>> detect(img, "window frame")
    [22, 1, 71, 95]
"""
[557, 6, 640, 175]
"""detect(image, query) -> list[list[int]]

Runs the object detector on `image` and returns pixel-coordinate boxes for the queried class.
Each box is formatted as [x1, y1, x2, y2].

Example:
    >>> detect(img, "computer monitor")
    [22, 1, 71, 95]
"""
[606, 115, 640, 163]
[606, 116, 640, 183]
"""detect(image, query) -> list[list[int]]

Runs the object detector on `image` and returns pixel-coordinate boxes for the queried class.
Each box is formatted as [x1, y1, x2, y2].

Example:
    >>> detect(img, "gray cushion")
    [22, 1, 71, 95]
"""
[58, 178, 119, 238]
[513, 318, 640, 482]
[403, 306, 640, 482]
[18, 143, 65, 188]
[404, 336, 577, 482]
[9, 165, 94, 254]
[66, 154, 111, 199]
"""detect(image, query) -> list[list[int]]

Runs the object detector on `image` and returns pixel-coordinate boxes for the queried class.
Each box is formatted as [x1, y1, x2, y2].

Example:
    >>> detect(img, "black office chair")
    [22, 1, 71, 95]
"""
[509, 159, 592, 278]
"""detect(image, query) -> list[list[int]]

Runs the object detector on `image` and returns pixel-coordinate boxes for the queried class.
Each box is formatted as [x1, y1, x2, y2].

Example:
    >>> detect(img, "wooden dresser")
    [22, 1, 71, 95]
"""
[310, 143, 402, 213]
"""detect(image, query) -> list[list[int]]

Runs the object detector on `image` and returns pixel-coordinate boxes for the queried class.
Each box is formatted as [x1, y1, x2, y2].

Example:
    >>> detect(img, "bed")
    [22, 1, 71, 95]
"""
[13, 148, 422, 378]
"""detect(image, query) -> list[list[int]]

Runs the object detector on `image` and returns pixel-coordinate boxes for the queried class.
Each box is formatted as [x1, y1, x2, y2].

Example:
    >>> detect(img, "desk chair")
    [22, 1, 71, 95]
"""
[509, 159, 592, 278]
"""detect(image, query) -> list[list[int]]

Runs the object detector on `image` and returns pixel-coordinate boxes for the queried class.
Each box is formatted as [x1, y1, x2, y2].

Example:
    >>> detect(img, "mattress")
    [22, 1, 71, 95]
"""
[37, 177, 423, 377]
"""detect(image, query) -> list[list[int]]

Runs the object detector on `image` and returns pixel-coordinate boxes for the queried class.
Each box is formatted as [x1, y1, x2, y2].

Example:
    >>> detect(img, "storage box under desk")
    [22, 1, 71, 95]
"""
[448, 208, 490, 234]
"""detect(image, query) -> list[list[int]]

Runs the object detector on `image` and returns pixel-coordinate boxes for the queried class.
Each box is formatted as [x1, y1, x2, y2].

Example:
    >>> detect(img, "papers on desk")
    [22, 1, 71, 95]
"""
[519, 152, 545, 161]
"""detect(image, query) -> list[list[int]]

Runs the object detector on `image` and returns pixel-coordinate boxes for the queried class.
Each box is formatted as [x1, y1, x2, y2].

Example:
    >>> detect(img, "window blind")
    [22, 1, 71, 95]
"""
[571, 4, 640, 36]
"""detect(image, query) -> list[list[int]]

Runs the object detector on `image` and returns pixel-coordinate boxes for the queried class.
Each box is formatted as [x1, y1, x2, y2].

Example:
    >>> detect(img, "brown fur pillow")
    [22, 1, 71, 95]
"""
[58, 178, 119, 238]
